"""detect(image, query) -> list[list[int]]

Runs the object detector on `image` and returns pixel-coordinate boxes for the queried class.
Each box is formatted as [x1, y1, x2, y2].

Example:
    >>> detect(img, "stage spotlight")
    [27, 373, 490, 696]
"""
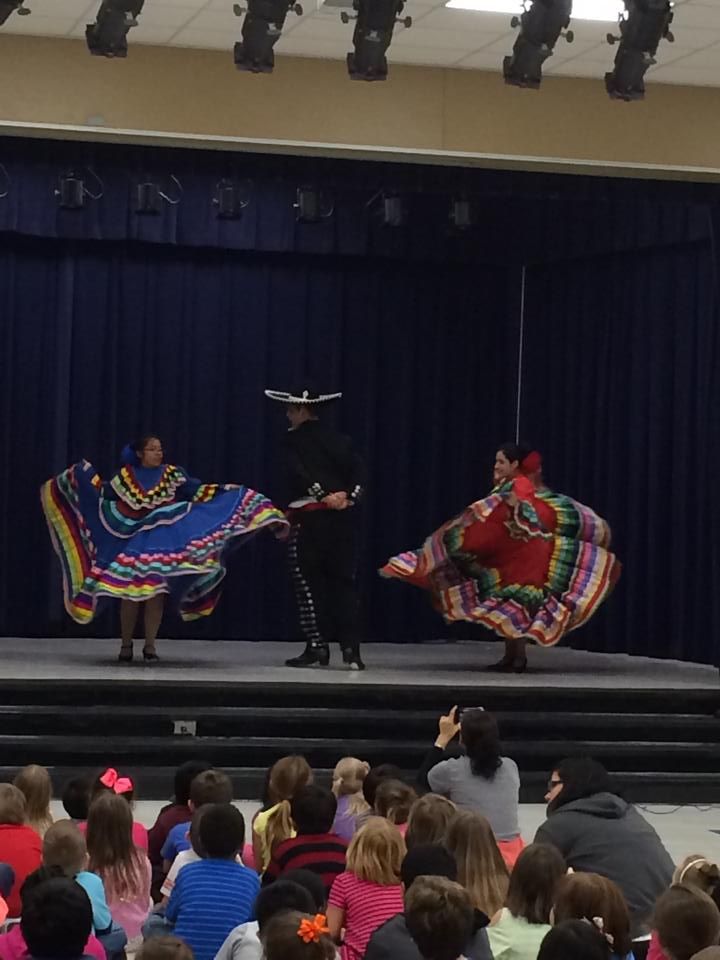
[232, 0, 303, 73]
[341, 0, 412, 81]
[0, 1, 31, 26]
[382, 195, 405, 226]
[135, 175, 182, 215]
[605, 0, 674, 101]
[54, 169, 103, 210]
[86, 0, 144, 58]
[293, 187, 333, 223]
[503, 0, 573, 89]
[213, 180, 249, 220]
[450, 198, 474, 229]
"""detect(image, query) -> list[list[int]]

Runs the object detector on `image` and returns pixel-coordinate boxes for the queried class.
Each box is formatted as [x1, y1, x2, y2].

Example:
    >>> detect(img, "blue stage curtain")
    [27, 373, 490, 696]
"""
[521, 238, 720, 663]
[0, 235, 519, 641]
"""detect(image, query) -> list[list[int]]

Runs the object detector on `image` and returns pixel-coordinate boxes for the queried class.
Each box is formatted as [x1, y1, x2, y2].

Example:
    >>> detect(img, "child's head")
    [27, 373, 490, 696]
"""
[43, 820, 88, 877]
[506, 843, 566, 925]
[262, 910, 335, 960]
[444, 809, 508, 916]
[674, 856, 720, 909]
[405, 794, 457, 851]
[655, 884, 720, 960]
[346, 817, 406, 886]
[188, 805, 208, 857]
[268, 757, 313, 805]
[62, 777, 90, 821]
[0, 783, 26, 826]
[189, 769, 233, 811]
[86, 792, 144, 901]
[198, 803, 245, 860]
[332, 758, 370, 800]
[401, 844, 458, 890]
[174, 761, 213, 807]
[291, 786, 337, 836]
[91, 768, 135, 807]
[137, 937, 195, 960]
[537, 920, 611, 960]
[405, 875, 474, 960]
[255, 881, 316, 934]
[374, 780, 417, 827]
[284, 870, 327, 914]
[19, 865, 66, 913]
[362, 765, 403, 810]
[21, 876, 92, 960]
[13, 765, 52, 828]
[553, 872, 633, 959]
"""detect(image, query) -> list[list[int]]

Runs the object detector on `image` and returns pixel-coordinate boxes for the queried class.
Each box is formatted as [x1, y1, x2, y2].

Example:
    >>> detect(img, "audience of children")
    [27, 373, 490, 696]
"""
[0, 732, 718, 960]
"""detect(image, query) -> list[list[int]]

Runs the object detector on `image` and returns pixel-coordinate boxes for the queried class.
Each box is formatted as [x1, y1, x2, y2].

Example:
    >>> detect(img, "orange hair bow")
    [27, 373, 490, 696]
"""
[298, 914, 330, 943]
[100, 768, 134, 795]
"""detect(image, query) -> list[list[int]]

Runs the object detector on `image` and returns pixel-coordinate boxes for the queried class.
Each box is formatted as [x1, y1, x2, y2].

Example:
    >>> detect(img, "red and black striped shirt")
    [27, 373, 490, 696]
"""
[262, 833, 348, 894]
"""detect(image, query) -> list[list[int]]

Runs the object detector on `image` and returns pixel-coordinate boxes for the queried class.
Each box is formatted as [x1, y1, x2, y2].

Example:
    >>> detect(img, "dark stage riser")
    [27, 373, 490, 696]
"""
[0, 680, 718, 804]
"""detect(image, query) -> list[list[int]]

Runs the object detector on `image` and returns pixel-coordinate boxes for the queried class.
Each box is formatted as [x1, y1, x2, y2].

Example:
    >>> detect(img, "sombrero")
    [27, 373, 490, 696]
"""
[264, 386, 342, 404]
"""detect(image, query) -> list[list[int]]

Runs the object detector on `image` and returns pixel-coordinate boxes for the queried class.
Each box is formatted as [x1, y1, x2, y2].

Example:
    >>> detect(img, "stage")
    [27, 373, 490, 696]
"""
[0, 638, 718, 804]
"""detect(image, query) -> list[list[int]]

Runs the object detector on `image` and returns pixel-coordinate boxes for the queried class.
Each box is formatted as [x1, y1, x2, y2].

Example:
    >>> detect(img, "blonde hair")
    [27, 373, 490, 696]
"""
[14, 765, 53, 837]
[445, 810, 509, 916]
[43, 819, 87, 877]
[0, 783, 26, 826]
[346, 817, 406, 886]
[333, 758, 371, 818]
[265, 756, 313, 855]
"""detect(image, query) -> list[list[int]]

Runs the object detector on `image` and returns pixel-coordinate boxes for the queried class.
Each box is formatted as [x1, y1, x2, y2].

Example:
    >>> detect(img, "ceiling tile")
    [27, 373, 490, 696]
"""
[17, 0, 93, 16]
[389, 43, 467, 64]
[133, 22, 188, 42]
[136, 4, 205, 27]
[282, 17, 352, 40]
[393, 25, 486, 49]
[670, 0, 720, 30]
[455, 49, 504, 69]
[410, 8, 515, 34]
[169, 27, 233, 47]
[274, 35, 346, 56]
[2, 15, 78, 37]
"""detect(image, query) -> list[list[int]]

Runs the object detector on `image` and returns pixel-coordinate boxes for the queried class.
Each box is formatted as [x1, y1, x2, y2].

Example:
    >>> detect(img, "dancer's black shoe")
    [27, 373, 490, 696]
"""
[485, 656, 513, 672]
[342, 648, 365, 672]
[142, 646, 160, 662]
[512, 657, 528, 674]
[286, 645, 330, 668]
[117, 643, 133, 663]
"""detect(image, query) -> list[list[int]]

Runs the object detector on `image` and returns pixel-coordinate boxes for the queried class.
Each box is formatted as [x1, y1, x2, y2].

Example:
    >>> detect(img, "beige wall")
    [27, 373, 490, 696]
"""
[0, 34, 718, 178]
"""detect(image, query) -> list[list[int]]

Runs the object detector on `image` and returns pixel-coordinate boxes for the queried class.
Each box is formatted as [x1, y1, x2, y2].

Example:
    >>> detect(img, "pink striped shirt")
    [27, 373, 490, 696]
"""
[328, 872, 404, 960]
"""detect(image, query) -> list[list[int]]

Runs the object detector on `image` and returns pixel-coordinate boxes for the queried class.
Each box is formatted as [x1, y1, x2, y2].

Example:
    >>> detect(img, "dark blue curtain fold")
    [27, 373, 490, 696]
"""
[521, 240, 720, 664]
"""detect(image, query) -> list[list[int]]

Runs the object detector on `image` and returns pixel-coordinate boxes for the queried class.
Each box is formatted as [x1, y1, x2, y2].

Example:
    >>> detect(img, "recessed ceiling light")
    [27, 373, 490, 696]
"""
[445, 0, 624, 22]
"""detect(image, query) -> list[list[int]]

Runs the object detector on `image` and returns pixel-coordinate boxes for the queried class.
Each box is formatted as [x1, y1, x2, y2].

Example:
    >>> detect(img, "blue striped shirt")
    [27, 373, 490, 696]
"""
[166, 858, 260, 960]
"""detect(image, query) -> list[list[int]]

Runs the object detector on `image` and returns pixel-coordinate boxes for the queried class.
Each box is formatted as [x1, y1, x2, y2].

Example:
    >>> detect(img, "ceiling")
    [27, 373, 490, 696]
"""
[5, 0, 720, 87]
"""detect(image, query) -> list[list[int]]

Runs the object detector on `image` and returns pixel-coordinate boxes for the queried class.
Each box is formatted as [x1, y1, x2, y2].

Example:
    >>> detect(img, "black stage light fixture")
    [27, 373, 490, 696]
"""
[134, 175, 182, 215]
[605, 0, 674, 101]
[86, 0, 144, 58]
[382, 194, 405, 226]
[503, 0, 573, 89]
[213, 179, 250, 220]
[56, 173, 86, 210]
[0, 1, 31, 26]
[232, 0, 303, 73]
[450, 198, 474, 229]
[293, 187, 333, 223]
[341, 0, 412, 81]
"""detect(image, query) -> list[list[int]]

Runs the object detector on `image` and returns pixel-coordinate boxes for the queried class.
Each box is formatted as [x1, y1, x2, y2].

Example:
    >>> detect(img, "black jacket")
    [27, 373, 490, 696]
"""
[283, 419, 365, 506]
[365, 910, 492, 960]
[534, 792, 675, 938]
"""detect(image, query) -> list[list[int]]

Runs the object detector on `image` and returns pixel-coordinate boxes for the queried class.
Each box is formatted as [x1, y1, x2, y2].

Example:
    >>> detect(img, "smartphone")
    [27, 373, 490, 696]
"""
[454, 706, 484, 723]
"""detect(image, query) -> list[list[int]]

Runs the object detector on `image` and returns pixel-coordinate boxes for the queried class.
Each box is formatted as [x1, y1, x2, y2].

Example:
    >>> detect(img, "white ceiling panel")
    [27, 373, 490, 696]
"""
[0, 0, 718, 87]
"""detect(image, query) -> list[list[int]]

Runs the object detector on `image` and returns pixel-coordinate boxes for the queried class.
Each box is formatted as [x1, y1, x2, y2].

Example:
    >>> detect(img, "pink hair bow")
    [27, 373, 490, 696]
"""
[100, 768, 134, 795]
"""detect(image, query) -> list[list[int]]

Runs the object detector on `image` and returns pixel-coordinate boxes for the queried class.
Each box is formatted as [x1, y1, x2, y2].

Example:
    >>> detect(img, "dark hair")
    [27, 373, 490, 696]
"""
[374, 779, 417, 826]
[91, 768, 135, 807]
[548, 758, 617, 812]
[553, 872, 633, 958]
[263, 911, 336, 960]
[20, 865, 66, 911]
[190, 769, 233, 807]
[655, 885, 720, 960]
[188, 804, 208, 857]
[362, 765, 403, 808]
[406, 795, 457, 851]
[198, 803, 245, 858]
[174, 761, 212, 806]
[537, 920, 611, 960]
[21, 876, 93, 960]
[132, 434, 160, 455]
[62, 777, 90, 821]
[405, 875, 474, 960]
[254, 880, 316, 931]
[505, 843, 566, 924]
[401, 844, 457, 889]
[461, 710, 503, 779]
[137, 937, 195, 960]
[498, 442, 531, 467]
[290, 785, 337, 835]
[283, 869, 327, 912]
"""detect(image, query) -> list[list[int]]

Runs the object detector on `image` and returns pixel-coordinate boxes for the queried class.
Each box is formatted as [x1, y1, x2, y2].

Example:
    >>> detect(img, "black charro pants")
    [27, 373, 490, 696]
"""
[288, 510, 361, 652]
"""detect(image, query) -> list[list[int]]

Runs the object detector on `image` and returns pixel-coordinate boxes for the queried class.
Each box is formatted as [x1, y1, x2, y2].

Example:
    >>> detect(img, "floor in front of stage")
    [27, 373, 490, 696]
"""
[0, 636, 716, 688]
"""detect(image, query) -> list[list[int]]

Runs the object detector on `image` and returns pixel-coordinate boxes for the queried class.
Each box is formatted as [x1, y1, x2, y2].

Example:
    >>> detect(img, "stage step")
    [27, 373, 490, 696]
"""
[0, 679, 717, 803]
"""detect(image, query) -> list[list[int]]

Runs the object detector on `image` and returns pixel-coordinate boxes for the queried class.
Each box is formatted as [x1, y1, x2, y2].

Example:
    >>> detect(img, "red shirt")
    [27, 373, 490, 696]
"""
[264, 833, 348, 895]
[147, 804, 191, 867]
[0, 824, 42, 917]
[329, 872, 404, 960]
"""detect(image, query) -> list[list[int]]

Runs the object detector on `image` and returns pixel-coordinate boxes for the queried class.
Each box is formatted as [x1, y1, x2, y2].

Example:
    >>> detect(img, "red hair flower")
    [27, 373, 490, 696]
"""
[298, 914, 330, 943]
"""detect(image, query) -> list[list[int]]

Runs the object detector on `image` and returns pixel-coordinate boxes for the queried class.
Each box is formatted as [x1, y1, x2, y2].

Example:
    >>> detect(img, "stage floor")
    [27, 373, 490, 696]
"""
[0, 637, 717, 690]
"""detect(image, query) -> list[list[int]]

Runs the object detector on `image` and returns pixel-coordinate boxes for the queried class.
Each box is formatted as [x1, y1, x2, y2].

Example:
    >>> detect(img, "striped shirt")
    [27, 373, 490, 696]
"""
[328, 872, 404, 960]
[263, 833, 348, 894]
[166, 858, 260, 960]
